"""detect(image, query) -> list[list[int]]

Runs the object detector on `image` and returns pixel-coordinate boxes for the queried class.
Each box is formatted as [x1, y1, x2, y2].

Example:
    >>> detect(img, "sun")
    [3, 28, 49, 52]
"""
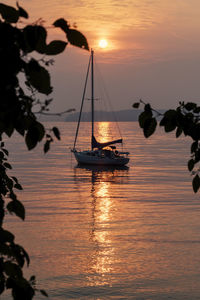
[99, 39, 108, 49]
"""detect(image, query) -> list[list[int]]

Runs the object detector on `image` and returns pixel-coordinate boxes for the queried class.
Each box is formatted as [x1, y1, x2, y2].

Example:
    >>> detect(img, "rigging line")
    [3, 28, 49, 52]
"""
[73, 54, 91, 150]
[96, 67, 119, 142]
[95, 60, 123, 141]
[95, 62, 109, 114]
[93, 61, 109, 128]
[94, 62, 109, 113]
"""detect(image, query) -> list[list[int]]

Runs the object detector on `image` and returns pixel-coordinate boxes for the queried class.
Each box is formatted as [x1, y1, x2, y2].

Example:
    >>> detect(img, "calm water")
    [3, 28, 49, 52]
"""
[3, 122, 200, 300]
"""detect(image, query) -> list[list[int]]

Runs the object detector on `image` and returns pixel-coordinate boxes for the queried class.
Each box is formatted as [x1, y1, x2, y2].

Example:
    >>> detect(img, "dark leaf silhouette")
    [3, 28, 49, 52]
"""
[132, 102, 140, 108]
[184, 102, 197, 111]
[53, 18, 89, 50]
[53, 18, 70, 32]
[188, 159, 195, 172]
[67, 28, 89, 50]
[45, 40, 67, 55]
[23, 25, 47, 53]
[44, 140, 51, 153]
[52, 127, 60, 140]
[14, 183, 23, 190]
[192, 174, 200, 193]
[25, 59, 52, 95]
[0, 229, 14, 243]
[176, 127, 182, 138]
[4, 261, 23, 278]
[16, 2, 28, 19]
[143, 117, 157, 138]
[25, 122, 45, 150]
[7, 200, 25, 220]
[134, 100, 200, 192]
[0, 3, 19, 23]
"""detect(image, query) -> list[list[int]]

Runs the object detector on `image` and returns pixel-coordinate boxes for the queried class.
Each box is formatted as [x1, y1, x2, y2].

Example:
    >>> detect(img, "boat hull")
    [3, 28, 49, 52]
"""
[74, 151, 129, 166]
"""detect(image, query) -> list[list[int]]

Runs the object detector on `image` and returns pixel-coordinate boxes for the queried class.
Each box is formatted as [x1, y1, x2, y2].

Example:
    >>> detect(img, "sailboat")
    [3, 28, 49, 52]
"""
[71, 49, 129, 166]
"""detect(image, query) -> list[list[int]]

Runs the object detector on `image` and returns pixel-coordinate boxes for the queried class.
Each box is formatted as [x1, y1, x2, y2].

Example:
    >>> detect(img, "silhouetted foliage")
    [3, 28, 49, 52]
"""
[0, 2, 89, 299]
[133, 100, 200, 193]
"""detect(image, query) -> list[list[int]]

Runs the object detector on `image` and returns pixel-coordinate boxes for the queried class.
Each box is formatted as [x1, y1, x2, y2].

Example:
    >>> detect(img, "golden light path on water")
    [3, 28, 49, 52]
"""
[96, 122, 110, 143]
[88, 177, 114, 286]
[86, 122, 126, 286]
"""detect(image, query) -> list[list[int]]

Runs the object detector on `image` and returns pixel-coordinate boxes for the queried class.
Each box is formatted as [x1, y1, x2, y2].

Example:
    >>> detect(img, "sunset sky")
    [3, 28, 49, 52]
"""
[5, 0, 200, 111]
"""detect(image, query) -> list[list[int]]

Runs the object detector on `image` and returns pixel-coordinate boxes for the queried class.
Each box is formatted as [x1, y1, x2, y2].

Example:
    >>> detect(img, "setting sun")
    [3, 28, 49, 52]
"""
[99, 39, 108, 48]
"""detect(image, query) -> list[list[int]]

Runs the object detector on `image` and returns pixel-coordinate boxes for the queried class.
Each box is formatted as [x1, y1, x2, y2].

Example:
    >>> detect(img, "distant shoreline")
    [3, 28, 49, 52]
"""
[38, 109, 165, 122]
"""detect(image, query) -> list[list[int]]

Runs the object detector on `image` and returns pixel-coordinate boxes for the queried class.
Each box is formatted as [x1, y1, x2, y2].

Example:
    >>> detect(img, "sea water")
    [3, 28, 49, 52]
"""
[3, 122, 200, 299]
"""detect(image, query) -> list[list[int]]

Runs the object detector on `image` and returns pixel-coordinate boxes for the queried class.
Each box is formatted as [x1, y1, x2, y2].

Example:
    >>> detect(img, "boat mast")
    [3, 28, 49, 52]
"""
[73, 54, 91, 151]
[91, 49, 94, 150]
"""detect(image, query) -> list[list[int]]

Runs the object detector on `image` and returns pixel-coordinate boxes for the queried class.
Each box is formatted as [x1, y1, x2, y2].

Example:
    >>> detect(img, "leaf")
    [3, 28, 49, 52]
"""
[40, 289, 48, 297]
[191, 141, 198, 154]
[4, 124, 14, 137]
[16, 2, 28, 19]
[144, 103, 152, 113]
[0, 3, 19, 23]
[23, 25, 47, 53]
[67, 28, 89, 50]
[11, 176, 19, 184]
[25, 59, 52, 95]
[143, 117, 157, 138]
[9, 191, 17, 201]
[12, 244, 25, 268]
[25, 130, 37, 150]
[0, 228, 14, 243]
[194, 149, 200, 163]
[188, 159, 195, 171]
[190, 123, 200, 141]
[192, 174, 200, 193]
[132, 102, 140, 108]
[21, 247, 30, 267]
[13, 245, 30, 267]
[176, 127, 182, 138]
[193, 106, 200, 113]
[160, 110, 177, 132]
[0, 150, 4, 160]
[138, 111, 152, 129]
[45, 40, 67, 55]
[52, 127, 60, 140]
[7, 200, 25, 220]
[0, 274, 5, 295]
[53, 18, 69, 32]
[25, 122, 45, 150]
[184, 102, 197, 111]
[3, 162, 12, 169]
[44, 140, 51, 153]
[14, 183, 23, 190]
[4, 262, 23, 278]
[2, 148, 9, 156]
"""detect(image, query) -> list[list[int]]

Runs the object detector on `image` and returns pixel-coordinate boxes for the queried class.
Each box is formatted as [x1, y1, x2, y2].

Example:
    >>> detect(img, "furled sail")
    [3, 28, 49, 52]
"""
[92, 135, 122, 149]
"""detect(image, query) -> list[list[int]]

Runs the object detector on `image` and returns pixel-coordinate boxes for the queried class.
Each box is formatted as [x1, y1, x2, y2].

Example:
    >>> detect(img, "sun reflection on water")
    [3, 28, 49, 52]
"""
[95, 122, 110, 143]
[94, 121, 121, 146]
[74, 165, 129, 287]
[89, 174, 114, 285]
[96, 182, 112, 223]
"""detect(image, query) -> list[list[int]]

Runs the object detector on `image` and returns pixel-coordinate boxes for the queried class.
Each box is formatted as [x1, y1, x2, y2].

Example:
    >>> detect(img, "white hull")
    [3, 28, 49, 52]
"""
[74, 151, 129, 166]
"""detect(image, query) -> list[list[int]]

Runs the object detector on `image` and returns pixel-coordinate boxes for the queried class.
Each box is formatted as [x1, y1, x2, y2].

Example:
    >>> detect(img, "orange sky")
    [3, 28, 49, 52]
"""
[4, 0, 200, 110]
